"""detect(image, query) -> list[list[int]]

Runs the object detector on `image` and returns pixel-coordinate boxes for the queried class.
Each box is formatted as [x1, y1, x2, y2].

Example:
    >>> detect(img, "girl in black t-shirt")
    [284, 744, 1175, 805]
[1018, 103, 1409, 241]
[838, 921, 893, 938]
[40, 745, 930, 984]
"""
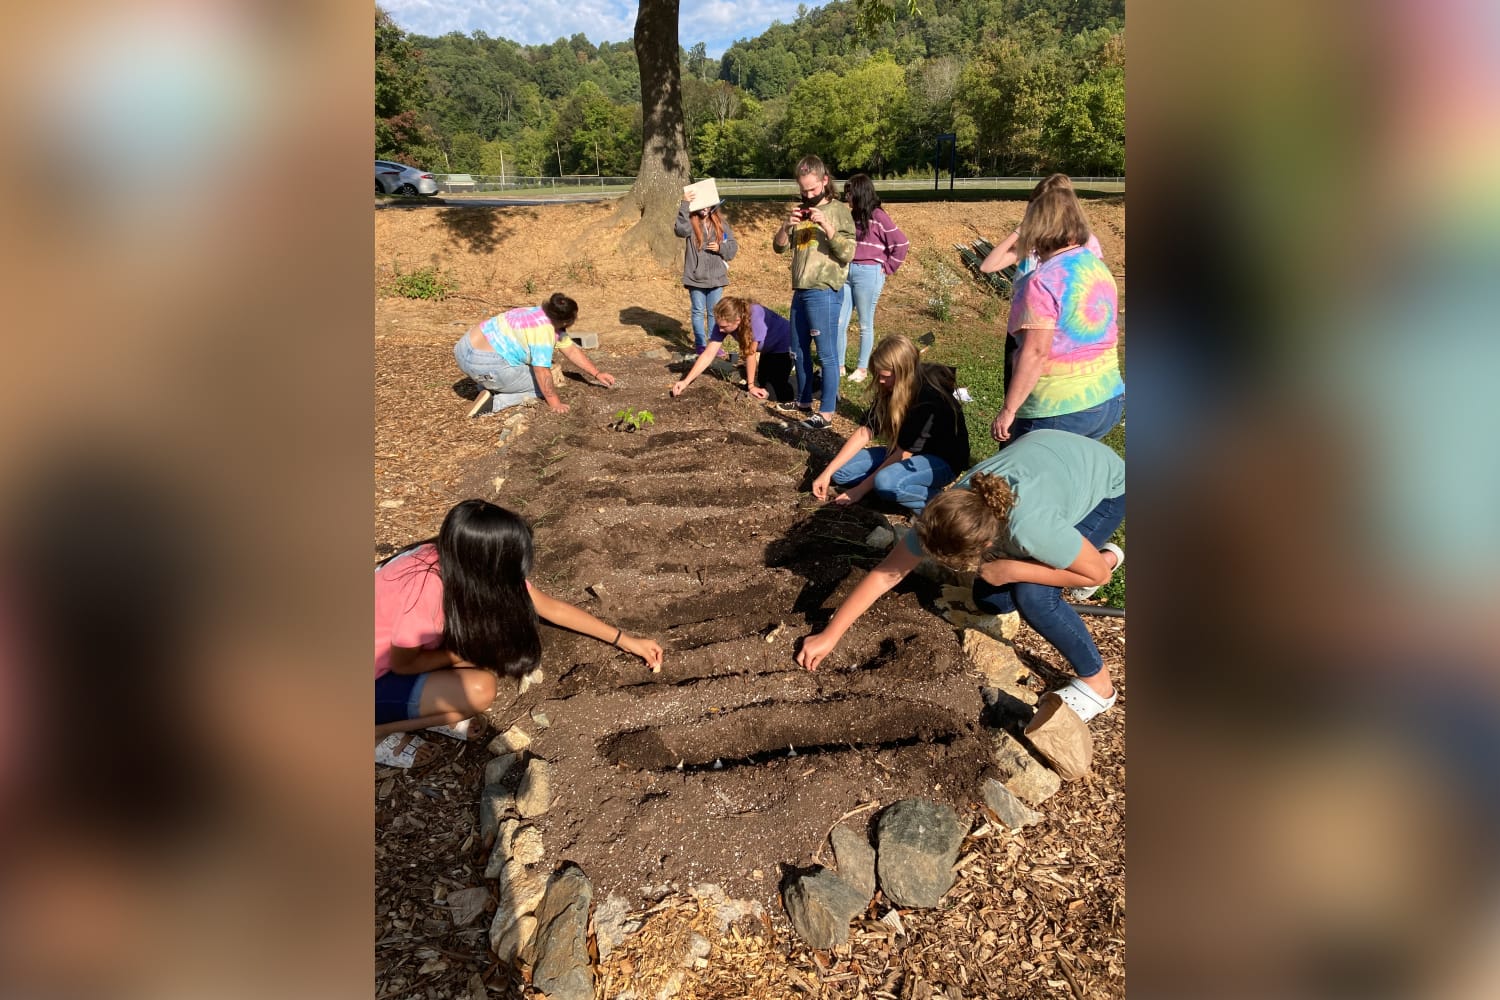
[811, 334, 971, 515]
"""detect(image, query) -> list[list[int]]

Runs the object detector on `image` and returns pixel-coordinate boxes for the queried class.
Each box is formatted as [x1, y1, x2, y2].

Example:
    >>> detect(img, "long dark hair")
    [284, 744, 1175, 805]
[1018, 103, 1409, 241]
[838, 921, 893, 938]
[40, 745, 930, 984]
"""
[842, 173, 881, 238]
[380, 499, 541, 678]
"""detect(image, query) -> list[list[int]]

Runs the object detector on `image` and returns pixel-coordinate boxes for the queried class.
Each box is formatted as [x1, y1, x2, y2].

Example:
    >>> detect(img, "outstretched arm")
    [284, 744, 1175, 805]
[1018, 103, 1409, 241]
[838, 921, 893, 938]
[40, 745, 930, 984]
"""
[529, 585, 664, 670]
[797, 541, 923, 671]
[557, 343, 616, 387]
[671, 343, 720, 396]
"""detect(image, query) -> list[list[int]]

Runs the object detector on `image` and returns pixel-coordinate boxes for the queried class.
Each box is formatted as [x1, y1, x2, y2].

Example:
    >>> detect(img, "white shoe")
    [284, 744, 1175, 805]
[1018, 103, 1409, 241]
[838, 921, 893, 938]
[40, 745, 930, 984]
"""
[1067, 543, 1124, 601]
[848, 369, 869, 383]
[467, 390, 493, 418]
[1050, 678, 1117, 723]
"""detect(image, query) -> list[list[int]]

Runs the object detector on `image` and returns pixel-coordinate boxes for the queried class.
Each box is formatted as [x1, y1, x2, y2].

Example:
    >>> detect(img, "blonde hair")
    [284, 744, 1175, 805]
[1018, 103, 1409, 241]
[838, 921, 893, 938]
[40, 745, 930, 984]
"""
[915, 474, 1015, 570]
[866, 334, 922, 443]
[712, 296, 757, 357]
[1016, 180, 1092, 259]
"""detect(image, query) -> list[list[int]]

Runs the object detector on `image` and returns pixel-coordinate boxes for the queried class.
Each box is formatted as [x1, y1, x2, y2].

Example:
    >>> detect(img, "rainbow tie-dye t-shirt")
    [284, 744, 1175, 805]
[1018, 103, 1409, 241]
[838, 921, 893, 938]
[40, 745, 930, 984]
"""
[478, 306, 569, 368]
[1006, 247, 1123, 418]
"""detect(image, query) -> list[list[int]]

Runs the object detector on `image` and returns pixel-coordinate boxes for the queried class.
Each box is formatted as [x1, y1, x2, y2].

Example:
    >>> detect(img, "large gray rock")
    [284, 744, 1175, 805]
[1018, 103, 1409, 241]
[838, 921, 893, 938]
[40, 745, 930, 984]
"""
[991, 730, 1061, 806]
[491, 914, 536, 965]
[516, 759, 553, 818]
[782, 867, 869, 950]
[982, 777, 1043, 830]
[532, 864, 595, 1000]
[829, 825, 876, 901]
[875, 798, 966, 908]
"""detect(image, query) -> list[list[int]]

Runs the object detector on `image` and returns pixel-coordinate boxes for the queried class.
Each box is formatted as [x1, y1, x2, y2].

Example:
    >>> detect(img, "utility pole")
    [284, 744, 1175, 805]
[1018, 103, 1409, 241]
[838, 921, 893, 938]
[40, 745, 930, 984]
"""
[594, 138, 601, 177]
[555, 139, 563, 177]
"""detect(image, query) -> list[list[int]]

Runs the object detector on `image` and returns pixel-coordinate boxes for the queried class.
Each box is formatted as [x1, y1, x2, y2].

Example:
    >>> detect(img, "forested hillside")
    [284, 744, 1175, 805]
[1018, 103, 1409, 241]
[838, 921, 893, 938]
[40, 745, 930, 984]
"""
[375, 0, 1123, 178]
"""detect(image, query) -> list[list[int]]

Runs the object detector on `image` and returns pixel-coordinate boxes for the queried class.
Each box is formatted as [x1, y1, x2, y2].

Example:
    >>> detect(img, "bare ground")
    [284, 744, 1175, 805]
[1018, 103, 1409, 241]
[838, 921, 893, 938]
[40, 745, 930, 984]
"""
[375, 197, 1125, 1000]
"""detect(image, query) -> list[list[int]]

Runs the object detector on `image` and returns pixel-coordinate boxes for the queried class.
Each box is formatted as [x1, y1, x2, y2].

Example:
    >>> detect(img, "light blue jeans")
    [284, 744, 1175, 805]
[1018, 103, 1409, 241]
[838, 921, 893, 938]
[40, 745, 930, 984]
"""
[688, 285, 725, 352]
[830, 447, 957, 514]
[837, 263, 887, 372]
[454, 336, 542, 412]
[791, 288, 843, 414]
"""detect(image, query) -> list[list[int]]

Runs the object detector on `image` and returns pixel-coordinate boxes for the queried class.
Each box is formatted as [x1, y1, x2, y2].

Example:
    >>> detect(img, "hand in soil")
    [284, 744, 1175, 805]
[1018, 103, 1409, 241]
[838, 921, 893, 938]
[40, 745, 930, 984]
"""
[593, 372, 617, 388]
[748, 385, 768, 399]
[670, 380, 689, 397]
[811, 475, 832, 501]
[619, 634, 664, 671]
[549, 401, 570, 414]
[797, 630, 837, 672]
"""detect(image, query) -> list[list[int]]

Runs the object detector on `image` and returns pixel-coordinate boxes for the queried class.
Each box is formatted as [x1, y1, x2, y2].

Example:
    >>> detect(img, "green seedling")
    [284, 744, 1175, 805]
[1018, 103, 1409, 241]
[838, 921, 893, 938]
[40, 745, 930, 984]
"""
[610, 407, 656, 433]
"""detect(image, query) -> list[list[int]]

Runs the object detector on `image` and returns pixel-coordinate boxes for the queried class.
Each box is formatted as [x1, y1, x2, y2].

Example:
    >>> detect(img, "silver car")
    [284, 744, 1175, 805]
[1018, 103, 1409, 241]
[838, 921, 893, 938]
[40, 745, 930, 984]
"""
[375, 160, 438, 196]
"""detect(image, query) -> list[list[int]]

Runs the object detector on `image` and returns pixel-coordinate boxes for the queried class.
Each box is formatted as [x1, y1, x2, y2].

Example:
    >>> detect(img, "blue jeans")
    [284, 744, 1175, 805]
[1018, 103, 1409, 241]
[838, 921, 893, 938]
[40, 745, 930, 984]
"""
[454, 337, 543, 412]
[1008, 393, 1124, 443]
[837, 263, 887, 372]
[791, 287, 843, 413]
[971, 492, 1126, 678]
[831, 447, 956, 514]
[688, 285, 725, 352]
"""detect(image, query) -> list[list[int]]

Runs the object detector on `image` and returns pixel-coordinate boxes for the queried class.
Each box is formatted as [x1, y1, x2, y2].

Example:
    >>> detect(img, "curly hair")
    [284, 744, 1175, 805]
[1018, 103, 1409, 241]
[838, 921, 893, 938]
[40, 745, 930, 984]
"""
[711, 296, 758, 357]
[914, 473, 1015, 569]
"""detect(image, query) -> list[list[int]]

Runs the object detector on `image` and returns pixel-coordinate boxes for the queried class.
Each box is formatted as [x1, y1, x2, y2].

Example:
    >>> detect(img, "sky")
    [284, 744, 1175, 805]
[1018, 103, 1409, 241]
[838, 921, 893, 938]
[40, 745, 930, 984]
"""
[380, 0, 816, 58]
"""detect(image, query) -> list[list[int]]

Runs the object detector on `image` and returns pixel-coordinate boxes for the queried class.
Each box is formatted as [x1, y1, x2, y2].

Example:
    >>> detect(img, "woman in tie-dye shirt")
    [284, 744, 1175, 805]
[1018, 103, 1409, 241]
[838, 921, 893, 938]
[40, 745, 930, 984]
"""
[991, 185, 1124, 445]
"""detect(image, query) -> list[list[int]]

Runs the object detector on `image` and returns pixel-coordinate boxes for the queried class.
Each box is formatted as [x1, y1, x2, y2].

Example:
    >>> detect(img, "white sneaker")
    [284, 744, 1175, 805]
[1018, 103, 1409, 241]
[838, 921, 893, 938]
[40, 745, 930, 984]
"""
[848, 369, 869, 383]
[467, 390, 493, 418]
[1067, 543, 1124, 601]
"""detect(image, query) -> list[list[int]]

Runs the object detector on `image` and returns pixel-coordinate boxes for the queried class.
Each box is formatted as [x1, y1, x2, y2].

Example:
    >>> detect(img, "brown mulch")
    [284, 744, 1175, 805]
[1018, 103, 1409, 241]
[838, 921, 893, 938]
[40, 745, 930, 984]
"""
[375, 199, 1125, 1000]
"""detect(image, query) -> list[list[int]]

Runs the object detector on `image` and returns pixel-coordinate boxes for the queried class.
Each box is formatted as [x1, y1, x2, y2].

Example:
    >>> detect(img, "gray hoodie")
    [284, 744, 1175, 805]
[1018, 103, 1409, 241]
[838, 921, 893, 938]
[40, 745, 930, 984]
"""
[674, 201, 738, 288]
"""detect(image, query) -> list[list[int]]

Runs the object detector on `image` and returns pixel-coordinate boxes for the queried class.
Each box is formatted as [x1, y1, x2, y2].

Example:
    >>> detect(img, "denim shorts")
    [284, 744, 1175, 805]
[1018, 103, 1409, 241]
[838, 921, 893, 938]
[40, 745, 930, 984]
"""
[375, 671, 429, 725]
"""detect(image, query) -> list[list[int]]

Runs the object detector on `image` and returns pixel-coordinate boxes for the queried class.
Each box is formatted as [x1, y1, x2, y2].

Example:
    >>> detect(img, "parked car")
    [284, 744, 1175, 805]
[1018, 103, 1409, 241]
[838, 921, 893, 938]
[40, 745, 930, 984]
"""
[375, 160, 438, 196]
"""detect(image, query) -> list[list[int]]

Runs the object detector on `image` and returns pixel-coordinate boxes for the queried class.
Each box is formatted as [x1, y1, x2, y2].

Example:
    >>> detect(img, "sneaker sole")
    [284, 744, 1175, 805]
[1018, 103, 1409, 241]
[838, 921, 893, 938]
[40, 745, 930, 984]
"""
[466, 390, 493, 418]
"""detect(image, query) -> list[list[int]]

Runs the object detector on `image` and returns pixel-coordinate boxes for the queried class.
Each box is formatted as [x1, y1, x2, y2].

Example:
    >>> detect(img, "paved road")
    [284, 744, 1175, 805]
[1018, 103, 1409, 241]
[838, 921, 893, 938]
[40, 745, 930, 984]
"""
[377, 193, 622, 208]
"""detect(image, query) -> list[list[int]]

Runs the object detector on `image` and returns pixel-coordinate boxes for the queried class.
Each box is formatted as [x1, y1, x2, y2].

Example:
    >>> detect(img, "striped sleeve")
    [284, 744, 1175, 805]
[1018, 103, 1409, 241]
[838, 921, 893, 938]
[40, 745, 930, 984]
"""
[876, 210, 909, 272]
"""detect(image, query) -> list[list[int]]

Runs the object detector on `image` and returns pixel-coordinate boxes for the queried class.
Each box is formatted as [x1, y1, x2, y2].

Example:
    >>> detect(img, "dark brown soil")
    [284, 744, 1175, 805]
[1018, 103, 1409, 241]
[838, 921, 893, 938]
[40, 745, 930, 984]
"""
[449, 355, 990, 908]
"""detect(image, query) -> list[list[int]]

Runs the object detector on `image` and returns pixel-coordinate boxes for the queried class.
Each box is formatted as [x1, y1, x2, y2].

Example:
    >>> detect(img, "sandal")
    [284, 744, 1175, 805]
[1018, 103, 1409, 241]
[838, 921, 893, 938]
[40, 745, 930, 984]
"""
[1067, 543, 1124, 601]
[376, 732, 434, 769]
[1050, 678, 1117, 723]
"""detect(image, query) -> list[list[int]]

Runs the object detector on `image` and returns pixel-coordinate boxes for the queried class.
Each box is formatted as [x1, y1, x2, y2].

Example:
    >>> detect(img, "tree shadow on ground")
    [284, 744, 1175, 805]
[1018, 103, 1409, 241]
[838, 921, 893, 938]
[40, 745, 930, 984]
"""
[620, 306, 691, 353]
[431, 205, 535, 254]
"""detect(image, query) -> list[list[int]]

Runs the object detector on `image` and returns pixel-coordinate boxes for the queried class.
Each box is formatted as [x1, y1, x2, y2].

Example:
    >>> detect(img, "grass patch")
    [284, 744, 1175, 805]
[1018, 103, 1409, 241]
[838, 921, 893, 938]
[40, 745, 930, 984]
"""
[388, 263, 455, 301]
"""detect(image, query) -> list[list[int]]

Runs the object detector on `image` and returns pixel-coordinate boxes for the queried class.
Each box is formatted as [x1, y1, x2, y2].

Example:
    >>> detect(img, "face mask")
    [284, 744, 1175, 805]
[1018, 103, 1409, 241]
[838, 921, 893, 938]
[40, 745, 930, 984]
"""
[800, 183, 823, 209]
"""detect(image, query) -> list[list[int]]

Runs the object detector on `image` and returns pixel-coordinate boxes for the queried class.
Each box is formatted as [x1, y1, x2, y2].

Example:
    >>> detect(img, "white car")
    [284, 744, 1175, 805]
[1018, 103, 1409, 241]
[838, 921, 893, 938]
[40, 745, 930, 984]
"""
[375, 160, 438, 196]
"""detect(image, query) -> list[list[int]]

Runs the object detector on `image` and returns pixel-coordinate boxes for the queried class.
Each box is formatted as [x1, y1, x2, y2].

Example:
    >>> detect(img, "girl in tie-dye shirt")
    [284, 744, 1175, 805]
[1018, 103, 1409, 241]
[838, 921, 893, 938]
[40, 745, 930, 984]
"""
[991, 186, 1124, 445]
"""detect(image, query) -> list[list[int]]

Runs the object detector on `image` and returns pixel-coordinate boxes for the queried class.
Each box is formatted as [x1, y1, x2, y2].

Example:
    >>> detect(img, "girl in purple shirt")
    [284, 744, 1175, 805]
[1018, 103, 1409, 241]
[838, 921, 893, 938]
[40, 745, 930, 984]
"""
[837, 174, 909, 384]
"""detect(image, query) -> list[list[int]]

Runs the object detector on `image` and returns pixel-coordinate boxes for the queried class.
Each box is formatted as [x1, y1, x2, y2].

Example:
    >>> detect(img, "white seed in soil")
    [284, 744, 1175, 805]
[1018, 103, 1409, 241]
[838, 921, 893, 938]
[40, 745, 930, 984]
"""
[713, 759, 723, 770]
[788, 745, 797, 757]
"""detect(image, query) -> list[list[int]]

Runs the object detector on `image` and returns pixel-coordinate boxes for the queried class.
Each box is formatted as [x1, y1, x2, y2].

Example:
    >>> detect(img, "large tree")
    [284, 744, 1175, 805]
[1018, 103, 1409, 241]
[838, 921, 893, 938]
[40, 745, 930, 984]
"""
[611, 0, 920, 265]
[611, 0, 690, 266]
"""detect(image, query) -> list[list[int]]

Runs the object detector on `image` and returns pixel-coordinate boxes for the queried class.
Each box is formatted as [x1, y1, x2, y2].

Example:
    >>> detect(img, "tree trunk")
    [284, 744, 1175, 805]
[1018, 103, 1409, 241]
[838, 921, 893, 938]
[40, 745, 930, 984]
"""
[612, 0, 690, 268]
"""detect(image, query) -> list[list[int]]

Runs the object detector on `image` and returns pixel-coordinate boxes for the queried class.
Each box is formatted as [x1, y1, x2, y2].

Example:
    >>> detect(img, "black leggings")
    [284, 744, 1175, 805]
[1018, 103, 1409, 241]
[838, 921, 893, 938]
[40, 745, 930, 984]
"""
[757, 352, 796, 402]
